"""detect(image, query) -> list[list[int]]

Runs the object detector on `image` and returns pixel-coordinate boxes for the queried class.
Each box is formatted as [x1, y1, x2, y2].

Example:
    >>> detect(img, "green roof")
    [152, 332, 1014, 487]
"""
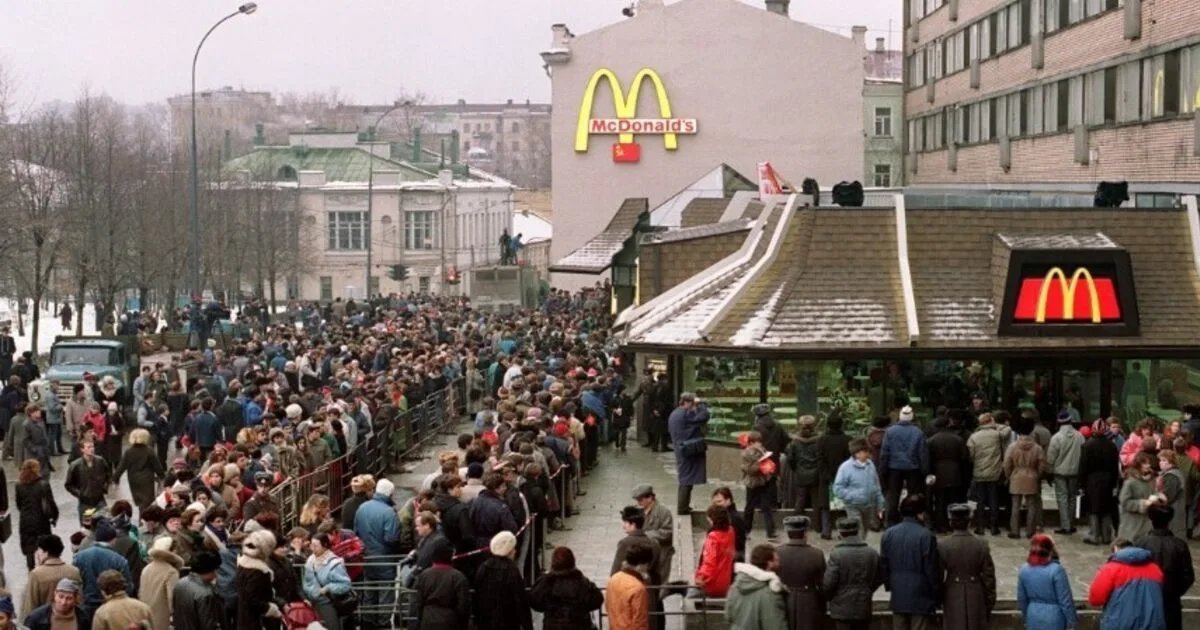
[223, 146, 432, 183]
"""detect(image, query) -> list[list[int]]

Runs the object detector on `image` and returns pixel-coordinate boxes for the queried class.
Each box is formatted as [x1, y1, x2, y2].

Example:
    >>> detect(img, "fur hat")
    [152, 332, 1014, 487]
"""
[286, 404, 303, 420]
[242, 530, 277, 560]
[899, 406, 914, 422]
[489, 531, 517, 557]
[151, 536, 174, 554]
[376, 478, 395, 497]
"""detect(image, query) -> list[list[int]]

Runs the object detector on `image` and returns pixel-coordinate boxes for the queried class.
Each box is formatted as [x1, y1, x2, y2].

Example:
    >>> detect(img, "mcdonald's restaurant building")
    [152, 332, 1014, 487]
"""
[541, 0, 868, 291]
[614, 192, 1200, 467]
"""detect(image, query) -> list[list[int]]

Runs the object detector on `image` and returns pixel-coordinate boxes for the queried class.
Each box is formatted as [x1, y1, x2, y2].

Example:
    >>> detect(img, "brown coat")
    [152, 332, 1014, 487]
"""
[1002, 436, 1046, 496]
[22, 558, 80, 614]
[939, 531, 996, 630]
[139, 548, 182, 630]
[91, 592, 153, 630]
[605, 569, 650, 630]
[775, 539, 826, 630]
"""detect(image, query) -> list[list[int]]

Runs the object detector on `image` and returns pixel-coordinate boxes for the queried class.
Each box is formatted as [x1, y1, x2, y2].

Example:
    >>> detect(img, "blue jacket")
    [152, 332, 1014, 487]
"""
[880, 421, 927, 473]
[72, 543, 133, 612]
[668, 404, 711, 486]
[354, 494, 401, 557]
[1017, 561, 1078, 630]
[190, 411, 222, 448]
[302, 553, 353, 606]
[468, 489, 519, 548]
[581, 390, 608, 421]
[243, 401, 264, 427]
[834, 458, 885, 509]
[879, 518, 940, 614]
[1087, 546, 1165, 630]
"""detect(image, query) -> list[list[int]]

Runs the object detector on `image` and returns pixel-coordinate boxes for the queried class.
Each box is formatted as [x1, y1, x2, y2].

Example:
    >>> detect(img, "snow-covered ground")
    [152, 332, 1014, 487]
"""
[6, 303, 100, 358]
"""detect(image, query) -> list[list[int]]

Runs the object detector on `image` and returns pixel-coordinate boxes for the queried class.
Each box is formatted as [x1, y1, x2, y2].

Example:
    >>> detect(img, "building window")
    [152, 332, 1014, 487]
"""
[510, 140, 519, 152]
[1117, 61, 1141, 122]
[405, 211, 436, 250]
[327, 211, 366, 251]
[418, 276, 430, 293]
[874, 107, 893, 136]
[873, 164, 892, 187]
[511, 122, 519, 133]
[464, 123, 471, 133]
[320, 276, 333, 302]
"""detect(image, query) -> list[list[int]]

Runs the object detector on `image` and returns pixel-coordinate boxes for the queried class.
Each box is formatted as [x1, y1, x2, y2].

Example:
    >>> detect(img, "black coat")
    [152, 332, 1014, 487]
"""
[412, 565, 471, 630]
[172, 573, 225, 630]
[474, 555, 533, 630]
[817, 431, 852, 506]
[754, 416, 789, 464]
[340, 493, 370, 530]
[113, 443, 164, 509]
[775, 540, 826, 630]
[1078, 436, 1120, 516]
[1134, 529, 1195, 599]
[435, 493, 476, 553]
[235, 558, 280, 630]
[16, 479, 56, 556]
[879, 519, 941, 615]
[822, 538, 882, 621]
[927, 429, 970, 489]
[529, 568, 605, 630]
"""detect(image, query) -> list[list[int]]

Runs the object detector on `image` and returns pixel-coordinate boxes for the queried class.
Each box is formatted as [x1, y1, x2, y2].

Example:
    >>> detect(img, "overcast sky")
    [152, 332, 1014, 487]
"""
[1, 0, 901, 109]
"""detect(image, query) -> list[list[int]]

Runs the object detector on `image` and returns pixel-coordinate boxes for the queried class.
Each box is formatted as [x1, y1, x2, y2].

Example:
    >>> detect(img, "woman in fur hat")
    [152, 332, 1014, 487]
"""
[236, 529, 284, 629]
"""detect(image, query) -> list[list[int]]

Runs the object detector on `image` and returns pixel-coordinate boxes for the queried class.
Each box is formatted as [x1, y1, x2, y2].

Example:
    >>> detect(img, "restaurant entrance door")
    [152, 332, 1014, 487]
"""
[1007, 359, 1110, 428]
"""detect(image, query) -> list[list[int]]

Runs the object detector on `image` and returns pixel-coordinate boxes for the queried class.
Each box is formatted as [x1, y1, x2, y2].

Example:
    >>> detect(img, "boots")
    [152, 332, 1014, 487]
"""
[1083, 515, 1101, 545]
[819, 510, 832, 540]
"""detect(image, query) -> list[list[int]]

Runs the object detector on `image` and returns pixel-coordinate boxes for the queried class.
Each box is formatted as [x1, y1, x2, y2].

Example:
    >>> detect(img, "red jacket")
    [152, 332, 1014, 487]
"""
[694, 526, 735, 597]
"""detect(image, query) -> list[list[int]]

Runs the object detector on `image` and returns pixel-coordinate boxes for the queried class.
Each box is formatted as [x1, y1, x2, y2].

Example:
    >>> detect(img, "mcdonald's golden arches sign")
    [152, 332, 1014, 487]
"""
[575, 68, 698, 163]
[999, 249, 1139, 337]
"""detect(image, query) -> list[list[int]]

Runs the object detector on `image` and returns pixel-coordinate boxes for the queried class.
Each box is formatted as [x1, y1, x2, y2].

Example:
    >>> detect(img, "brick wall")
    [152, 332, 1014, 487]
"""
[638, 231, 746, 302]
[914, 117, 1200, 182]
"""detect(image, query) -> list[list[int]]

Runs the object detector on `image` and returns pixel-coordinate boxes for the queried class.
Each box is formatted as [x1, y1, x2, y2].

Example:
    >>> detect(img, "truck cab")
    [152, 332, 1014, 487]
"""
[42, 336, 139, 405]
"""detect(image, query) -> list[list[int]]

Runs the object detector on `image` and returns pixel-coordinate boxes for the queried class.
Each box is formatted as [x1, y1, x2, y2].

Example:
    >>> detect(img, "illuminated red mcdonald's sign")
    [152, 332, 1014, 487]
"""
[1013, 267, 1121, 323]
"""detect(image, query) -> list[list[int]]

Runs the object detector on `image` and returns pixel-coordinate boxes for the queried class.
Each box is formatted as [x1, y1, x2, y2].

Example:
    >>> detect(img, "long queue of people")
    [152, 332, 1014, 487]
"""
[0, 285, 620, 630]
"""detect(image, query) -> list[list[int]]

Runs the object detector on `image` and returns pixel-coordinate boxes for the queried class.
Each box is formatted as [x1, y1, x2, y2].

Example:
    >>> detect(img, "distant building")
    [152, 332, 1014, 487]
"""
[864, 37, 905, 188]
[221, 131, 514, 300]
[167, 86, 275, 159]
[904, 0, 1200, 197]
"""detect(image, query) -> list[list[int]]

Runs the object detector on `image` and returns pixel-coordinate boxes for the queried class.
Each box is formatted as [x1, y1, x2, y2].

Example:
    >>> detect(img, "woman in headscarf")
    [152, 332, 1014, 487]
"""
[1016, 534, 1077, 630]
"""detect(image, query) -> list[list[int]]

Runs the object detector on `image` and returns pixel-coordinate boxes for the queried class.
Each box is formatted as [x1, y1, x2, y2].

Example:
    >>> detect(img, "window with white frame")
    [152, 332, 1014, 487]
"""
[405, 211, 436, 250]
[327, 211, 366, 251]
[874, 107, 893, 136]
[873, 164, 892, 187]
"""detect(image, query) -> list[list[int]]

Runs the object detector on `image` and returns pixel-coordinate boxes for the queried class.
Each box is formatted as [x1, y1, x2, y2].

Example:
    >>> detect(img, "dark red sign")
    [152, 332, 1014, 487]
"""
[1012, 267, 1121, 323]
[612, 142, 640, 163]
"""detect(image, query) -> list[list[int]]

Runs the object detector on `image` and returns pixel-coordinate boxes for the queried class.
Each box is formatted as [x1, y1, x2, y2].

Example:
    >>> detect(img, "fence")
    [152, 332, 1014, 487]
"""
[267, 377, 465, 532]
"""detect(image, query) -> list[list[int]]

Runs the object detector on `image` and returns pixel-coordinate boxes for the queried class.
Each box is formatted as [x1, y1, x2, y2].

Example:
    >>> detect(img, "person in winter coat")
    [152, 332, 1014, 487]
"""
[235, 529, 284, 630]
[926, 417, 970, 533]
[474, 531, 533, 630]
[822, 516, 882, 630]
[469, 473, 519, 548]
[113, 428, 165, 510]
[1046, 413, 1085, 534]
[1156, 450, 1187, 538]
[665, 391, 709, 510]
[529, 546, 605, 630]
[172, 551, 225, 630]
[866, 415, 890, 470]
[412, 511, 453, 570]
[880, 406, 927, 526]
[611, 506, 663, 586]
[817, 414, 852, 538]
[1134, 505, 1195, 630]
[23, 577, 89, 630]
[302, 533, 353, 630]
[833, 439, 886, 543]
[340, 474, 375, 531]
[880, 495, 940, 627]
[1118, 453, 1159, 542]
[1080, 419, 1121, 545]
[966, 413, 1011, 535]
[784, 415, 822, 523]
[740, 431, 777, 539]
[711, 487, 748, 561]
[22, 405, 51, 476]
[633, 485, 675, 582]
[1087, 540, 1165, 630]
[5, 406, 28, 464]
[751, 404, 788, 467]
[938, 504, 996, 630]
[139, 536, 182, 630]
[693, 504, 735, 597]
[91, 570, 152, 630]
[724, 544, 787, 630]
[1003, 427, 1046, 539]
[16, 459, 57, 570]
[64, 440, 111, 520]
[72, 523, 132, 617]
[354, 477, 401, 626]
[607, 543, 653, 630]
[1016, 534, 1077, 630]
[774, 515, 826, 630]
[411, 543, 471, 630]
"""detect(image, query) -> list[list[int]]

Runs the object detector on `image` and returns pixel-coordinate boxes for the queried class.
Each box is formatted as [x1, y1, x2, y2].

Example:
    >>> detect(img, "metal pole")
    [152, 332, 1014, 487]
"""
[365, 106, 406, 299]
[190, 6, 254, 298]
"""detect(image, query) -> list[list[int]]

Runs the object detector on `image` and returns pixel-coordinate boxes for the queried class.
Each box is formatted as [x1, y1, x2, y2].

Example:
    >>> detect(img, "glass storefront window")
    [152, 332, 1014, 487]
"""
[683, 356, 760, 442]
[761, 360, 887, 435]
[891, 360, 1004, 427]
[1112, 359, 1200, 428]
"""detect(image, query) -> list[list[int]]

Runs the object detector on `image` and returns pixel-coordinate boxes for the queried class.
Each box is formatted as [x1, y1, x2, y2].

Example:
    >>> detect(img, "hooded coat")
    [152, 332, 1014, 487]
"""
[1087, 546, 1165, 630]
[724, 563, 787, 630]
[139, 546, 182, 630]
[529, 568, 605, 630]
[694, 526, 735, 597]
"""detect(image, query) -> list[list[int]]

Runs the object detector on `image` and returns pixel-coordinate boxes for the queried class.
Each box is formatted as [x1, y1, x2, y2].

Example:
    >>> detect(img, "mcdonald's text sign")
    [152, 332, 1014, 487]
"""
[1013, 267, 1121, 323]
[575, 68, 698, 163]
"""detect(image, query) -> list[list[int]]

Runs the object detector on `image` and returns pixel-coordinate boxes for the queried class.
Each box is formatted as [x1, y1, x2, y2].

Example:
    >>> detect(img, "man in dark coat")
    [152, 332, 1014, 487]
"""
[1135, 505, 1195, 630]
[610, 506, 663, 585]
[823, 517, 882, 630]
[752, 404, 788, 465]
[785, 416, 822, 520]
[926, 417, 970, 533]
[879, 495, 940, 628]
[172, 552, 225, 630]
[1079, 419, 1121, 545]
[0, 326, 14, 381]
[667, 392, 709, 515]
[817, 414, 852, 538]
[775, 515, 826, 630]
[412, 543, 471, 630]
[938, 504, 996, 630]
[649, 372, 673, 451]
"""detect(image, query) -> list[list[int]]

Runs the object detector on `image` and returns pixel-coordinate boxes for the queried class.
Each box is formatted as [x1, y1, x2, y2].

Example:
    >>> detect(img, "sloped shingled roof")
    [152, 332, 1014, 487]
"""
[551, 198, 648, 273]
[621, 206, 1200, 354]
[224, 147, 431, 183]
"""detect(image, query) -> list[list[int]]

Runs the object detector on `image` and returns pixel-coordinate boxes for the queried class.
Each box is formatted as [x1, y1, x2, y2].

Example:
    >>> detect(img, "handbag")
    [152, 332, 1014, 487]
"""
[0, 513, 11, 543]
[330, 590, 359, 616]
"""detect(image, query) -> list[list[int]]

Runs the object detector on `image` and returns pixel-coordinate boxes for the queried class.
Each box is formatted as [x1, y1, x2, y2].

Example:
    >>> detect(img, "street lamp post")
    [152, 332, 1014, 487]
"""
[189, 2, 257, 299]
[365, 103, 411, 298]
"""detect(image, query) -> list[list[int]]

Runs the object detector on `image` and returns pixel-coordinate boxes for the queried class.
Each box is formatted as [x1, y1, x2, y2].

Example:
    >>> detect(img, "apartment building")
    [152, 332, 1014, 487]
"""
[905, 0, 1200, 191]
